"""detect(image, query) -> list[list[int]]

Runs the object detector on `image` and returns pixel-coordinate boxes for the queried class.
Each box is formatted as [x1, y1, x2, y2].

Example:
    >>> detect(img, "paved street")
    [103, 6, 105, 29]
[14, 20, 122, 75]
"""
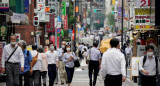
[0, 62, 138, 86]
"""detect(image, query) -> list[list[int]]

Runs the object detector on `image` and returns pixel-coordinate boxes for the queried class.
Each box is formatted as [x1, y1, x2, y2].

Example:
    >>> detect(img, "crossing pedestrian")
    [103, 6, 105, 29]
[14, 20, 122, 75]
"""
[139, 45, 158, 86]
[125, 44, 132, 66]
[101, 38, 126, 86]
[46, 43, 59, 86]
[18, 40, 32, 86]
[1, 34, 24, 86]
[58, 41, 67, 85]
[37, 47, 48, 86]
[86, 42, 101, 86]
[78, 43, 84, 60]
[63, 45, 77, 86]
[30, 44, 42, 86]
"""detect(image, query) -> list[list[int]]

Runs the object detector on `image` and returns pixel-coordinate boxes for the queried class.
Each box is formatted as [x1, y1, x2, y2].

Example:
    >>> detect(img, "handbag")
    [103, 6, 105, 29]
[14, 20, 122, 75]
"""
[72, 52, 80, 67]
[86, 49, 91, 62]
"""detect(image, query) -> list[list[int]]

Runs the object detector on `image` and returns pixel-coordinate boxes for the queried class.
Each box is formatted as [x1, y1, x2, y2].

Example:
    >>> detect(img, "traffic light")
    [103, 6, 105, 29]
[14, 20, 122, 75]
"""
[33, 16, 39, 26]
[94, 9, 97, 12]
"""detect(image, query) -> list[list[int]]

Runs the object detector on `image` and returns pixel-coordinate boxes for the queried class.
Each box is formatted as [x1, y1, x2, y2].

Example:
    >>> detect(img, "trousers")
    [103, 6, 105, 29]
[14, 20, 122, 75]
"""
[40, 71, 47, 86]
[19, 71, 31, 86]
[59, 61, 67, 83]
[48, 64, 57, 86]
[65, 66, 74, 83]
[104, 74, 122, 86]
[30, 70, 41, 86]
[141, 75, 156, 86]
[88, 60, 99, 86]
[6, 62, 20, 86]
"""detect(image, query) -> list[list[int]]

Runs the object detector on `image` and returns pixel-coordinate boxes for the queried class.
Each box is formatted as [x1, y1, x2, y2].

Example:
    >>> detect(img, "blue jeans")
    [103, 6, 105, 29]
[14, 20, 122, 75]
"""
[65, 66, 75, 83]
[48, 64, 57, 86]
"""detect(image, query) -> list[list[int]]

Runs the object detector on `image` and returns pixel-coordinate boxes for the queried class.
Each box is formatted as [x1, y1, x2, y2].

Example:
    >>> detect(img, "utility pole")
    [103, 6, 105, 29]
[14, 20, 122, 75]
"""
[90, 2, 92, 34]
[55, 0, 58, 48]
[121, 0, 124, 47]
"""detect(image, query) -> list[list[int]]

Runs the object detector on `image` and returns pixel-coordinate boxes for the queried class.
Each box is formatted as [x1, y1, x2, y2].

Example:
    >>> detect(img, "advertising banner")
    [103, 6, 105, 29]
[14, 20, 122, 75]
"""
[64, 15, 68, 30]
[62, 2, 66, 15]
[16, 0, 25, 13]
[47, 14, 55, 32]
[25, 0, 29, 13]
[135, 0, 150, 7]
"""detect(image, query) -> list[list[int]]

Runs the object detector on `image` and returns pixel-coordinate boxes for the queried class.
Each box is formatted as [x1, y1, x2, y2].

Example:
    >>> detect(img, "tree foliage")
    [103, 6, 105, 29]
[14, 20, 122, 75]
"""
[108, 13, 115, 26]
[68, 0, 76, 26]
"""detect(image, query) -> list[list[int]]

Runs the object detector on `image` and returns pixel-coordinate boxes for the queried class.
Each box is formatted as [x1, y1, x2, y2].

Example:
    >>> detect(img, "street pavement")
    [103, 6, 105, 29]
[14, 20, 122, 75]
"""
[0, 61, 138, 86]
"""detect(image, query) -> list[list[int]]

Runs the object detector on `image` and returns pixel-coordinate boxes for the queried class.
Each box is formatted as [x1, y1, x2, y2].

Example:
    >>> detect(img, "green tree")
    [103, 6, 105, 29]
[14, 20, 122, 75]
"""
[108, 12, 115, 26]
[68, 0, 76, 26]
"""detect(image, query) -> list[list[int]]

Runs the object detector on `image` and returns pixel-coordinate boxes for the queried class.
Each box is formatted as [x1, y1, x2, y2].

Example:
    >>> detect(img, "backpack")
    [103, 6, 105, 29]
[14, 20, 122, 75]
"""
[143, 55, 158, 75]
[31, 53, 39, 67]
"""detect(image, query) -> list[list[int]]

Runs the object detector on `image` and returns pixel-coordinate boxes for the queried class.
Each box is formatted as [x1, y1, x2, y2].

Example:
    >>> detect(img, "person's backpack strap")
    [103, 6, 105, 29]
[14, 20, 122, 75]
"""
[143, 55, 158, 75]
[143, 55, 147, 67]
[155, 56, 158, 75]
[27, 50, 29, 56]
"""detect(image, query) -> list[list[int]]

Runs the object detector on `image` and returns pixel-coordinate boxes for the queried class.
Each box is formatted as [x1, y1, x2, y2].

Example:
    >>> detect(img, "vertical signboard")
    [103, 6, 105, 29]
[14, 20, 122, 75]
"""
[16, 0, 25, 13]
[25, 0, 29, 13]
[62, 2, 66, 15]
[64, 15, 68, 30]
[0, 42, 6, 73]
[47, 14, 55, 32]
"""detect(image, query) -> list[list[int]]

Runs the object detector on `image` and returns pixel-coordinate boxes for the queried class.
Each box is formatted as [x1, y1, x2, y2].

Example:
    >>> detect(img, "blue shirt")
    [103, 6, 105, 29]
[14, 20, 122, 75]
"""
[20, 49, 32, 74]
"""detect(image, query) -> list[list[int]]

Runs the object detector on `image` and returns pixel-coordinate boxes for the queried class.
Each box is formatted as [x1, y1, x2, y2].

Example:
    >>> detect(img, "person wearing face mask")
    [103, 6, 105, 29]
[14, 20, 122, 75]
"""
[101, 38, 126, 86]
[139, 45, 158, 86]
[125, 44, 132, 66]
[1, 34, 24, 86]
[18, 40, 33, 86]
[63, 45, 77, 86]
[45, 43, 59, 86]
[57, 41, 67, 85]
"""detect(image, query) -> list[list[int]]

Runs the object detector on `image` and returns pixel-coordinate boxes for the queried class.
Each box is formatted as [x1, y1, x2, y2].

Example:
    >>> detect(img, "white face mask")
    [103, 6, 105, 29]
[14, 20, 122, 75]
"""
[66, 48, 70, 51]
[50, 46, 54, 50]
[11, 42, 17, 45]
[147, 52, 153, 57]
[62, 45, 65, 48]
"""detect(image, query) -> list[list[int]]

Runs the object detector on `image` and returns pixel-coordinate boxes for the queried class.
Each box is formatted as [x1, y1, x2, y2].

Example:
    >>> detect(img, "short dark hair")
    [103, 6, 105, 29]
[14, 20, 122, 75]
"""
[145, 45, 154, 51]
[110, 38, 119, 48]
[93, 42, 98, 47]
[49, 43, 54, 46]
[32, 44, 37, 50]
[37, 47, 44, 53]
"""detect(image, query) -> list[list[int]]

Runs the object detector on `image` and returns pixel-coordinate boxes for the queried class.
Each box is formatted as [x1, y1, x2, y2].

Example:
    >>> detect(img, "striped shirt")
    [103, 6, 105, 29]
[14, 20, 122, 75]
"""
[86, 47, 101, 61]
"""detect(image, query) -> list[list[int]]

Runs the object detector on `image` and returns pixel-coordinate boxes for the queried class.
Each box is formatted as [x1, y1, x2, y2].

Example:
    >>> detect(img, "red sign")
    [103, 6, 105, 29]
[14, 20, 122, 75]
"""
[47, 14, 55, 32]
[50, 36, 60, 48]
[64, 15, 68, 30]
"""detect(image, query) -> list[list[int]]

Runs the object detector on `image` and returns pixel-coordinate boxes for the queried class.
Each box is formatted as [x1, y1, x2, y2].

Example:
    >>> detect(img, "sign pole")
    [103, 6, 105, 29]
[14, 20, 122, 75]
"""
[55, 0, 58, 48]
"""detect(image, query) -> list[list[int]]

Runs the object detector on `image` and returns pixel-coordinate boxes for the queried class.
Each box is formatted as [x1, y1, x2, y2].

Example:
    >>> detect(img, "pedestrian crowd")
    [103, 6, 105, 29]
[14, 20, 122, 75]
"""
[1, 35, 160, 86]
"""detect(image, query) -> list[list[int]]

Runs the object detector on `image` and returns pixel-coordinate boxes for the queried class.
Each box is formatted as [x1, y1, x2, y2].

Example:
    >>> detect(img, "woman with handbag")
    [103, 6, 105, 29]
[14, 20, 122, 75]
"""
[63, 45, 77, 86]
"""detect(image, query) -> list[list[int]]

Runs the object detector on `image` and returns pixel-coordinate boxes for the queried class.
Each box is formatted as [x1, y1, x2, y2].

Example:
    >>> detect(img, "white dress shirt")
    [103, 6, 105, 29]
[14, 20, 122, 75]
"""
[101, 48, 126, 79]
[125, 47, 132, 54]
[2, 44, 24, 68]
[86, 47, 101, 61]
[78, 45, 84, 52]
[45, 50, 58, 65]
[139, 56, 156, 76]
[31, 50, 42, 71]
